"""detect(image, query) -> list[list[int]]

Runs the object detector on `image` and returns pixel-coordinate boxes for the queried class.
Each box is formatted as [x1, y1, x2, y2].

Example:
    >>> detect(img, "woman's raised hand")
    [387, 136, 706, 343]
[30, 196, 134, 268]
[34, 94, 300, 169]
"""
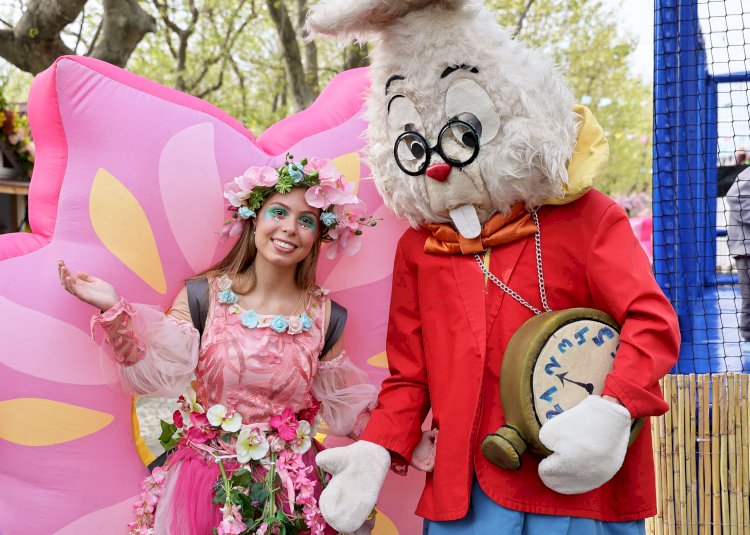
[57, 259, 120, 312]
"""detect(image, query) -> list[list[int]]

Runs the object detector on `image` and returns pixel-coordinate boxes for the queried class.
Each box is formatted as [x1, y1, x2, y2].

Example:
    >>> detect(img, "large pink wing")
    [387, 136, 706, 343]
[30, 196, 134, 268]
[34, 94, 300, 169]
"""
[0, 57, 422, 534]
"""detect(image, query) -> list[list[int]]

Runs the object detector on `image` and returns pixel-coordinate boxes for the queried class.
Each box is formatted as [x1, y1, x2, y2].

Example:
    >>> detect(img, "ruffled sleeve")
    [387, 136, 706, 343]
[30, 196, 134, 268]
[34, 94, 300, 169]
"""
[311, 352, 378, 438]
[90, 288, 199, 397]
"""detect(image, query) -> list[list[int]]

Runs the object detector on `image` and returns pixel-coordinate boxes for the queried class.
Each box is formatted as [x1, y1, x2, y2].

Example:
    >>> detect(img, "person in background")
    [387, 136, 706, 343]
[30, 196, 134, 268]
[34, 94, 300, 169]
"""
[726, 167, 750, 341]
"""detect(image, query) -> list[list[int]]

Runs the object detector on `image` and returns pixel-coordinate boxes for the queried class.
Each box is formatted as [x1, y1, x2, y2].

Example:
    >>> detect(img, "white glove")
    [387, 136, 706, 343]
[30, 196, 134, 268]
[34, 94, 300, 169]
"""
[538, 395, 631, 495]
[316, 440, 390, 533]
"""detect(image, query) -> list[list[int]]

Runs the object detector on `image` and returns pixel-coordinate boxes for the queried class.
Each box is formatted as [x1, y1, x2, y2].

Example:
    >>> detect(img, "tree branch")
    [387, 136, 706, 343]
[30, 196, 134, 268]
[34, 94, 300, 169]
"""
[195, 61, 225, 98]
[14, 0, 86, 41]
[513, 0, 536, 38]
[0, 26, 73, 73]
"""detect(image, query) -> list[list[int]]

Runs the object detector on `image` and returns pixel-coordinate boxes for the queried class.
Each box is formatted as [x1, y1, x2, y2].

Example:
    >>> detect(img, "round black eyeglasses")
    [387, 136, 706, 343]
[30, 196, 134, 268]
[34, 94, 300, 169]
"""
[393, 119, 480, 176]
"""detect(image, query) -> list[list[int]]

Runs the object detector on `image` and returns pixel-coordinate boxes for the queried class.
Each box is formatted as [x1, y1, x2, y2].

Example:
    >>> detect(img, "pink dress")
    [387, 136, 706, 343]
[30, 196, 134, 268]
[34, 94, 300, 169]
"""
[91, 277, 378, 535]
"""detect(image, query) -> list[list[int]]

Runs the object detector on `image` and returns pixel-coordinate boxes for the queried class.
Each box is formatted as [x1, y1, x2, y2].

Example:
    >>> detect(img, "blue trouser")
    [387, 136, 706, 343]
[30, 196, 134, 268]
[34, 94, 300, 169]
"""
[423, 480, 646, 535]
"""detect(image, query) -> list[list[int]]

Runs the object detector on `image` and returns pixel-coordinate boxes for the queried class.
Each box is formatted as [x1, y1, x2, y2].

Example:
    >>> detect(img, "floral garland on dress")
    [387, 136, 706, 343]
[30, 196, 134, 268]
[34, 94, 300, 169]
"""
[128, 387, 328, 535]
[221, 154, 377, 259]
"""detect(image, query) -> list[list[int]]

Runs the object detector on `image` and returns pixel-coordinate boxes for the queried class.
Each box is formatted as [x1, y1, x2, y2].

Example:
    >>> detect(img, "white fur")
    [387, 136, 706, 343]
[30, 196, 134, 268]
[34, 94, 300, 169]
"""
[538, 395, 632, 494]
[363, 3, 578, 226]
[305, 0, 468, 41]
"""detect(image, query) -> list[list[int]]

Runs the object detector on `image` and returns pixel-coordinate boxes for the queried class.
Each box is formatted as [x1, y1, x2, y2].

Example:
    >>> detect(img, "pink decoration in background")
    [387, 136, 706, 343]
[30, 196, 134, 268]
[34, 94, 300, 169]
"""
[0, 56, 417, 534]
[629, 216, 653, 263]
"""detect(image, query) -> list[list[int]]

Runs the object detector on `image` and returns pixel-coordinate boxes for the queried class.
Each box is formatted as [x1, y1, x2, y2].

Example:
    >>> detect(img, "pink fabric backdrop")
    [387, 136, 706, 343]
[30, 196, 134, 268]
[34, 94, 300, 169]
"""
[0, 56, 423, 535]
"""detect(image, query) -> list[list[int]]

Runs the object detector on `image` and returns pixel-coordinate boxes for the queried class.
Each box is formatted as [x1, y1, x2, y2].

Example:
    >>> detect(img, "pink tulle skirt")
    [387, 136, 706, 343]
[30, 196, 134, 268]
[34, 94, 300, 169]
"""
[149, 442, 335, 535]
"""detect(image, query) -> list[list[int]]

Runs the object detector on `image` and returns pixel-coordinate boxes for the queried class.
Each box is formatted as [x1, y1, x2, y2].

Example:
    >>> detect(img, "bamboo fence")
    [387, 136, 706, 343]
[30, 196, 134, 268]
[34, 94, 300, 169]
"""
[646, 373, 749, 534]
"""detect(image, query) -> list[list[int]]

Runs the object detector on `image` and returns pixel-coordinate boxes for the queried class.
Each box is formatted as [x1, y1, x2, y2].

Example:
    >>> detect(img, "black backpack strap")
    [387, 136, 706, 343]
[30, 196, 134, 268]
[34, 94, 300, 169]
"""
[321, 300, 347, 358]
[185, 277, 210, 339]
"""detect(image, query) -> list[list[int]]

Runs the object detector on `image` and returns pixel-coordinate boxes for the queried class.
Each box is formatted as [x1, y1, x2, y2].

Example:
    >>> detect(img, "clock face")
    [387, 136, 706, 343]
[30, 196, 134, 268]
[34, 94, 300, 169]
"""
[531, 318, 619, 426]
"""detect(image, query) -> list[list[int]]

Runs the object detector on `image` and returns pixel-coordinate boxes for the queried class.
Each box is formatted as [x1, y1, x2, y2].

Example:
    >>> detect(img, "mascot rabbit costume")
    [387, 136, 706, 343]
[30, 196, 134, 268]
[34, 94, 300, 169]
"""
[306, 1, 680, 533]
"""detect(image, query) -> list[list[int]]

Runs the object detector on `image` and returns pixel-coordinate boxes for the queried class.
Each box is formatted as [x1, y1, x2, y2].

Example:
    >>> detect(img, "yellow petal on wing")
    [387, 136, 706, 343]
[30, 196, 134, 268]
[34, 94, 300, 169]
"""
[332, 152, 361, 194]
[0, 398, 113, 446]
[373, 509, 399, 535]
[90, 168, 167, 294]
[367, 351, 388, 368]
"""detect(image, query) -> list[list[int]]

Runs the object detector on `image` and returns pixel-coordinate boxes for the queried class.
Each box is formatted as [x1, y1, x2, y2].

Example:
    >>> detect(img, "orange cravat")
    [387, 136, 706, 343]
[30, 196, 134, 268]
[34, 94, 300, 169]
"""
[424, 203, 537, 254]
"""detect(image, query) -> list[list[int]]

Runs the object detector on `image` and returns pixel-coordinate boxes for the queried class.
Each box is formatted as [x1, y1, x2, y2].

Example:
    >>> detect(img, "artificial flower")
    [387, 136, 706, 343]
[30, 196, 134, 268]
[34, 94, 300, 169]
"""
[241, 165, 278, 188]
[236, 425, 270, 462]
[240, 310, 260, 328]
[300, 312, 313, 332]
[206, 404, 242, 433]
[218, 288, 239, 305]
[290, 420, 312, 454]
[269, 315, 289, 333]
[268, 435, 287, 453]
[288, 163, 305, 183]
[238, 206, 255, 219]
[172, 409, 184, 429]
[217, 503, 247, 535]
[186, 412, 217, 444]
[270, 407, 299, 441]
[320, 211, 338, 227]
[183, 385, 204, 414]
[287, 315, 303, 335]
[303, 157, 339, 179]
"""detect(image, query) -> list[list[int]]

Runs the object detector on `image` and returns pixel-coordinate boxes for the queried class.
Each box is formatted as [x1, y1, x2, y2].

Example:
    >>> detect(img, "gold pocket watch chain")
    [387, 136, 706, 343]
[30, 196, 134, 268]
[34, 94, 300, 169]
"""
[473, 210, 552, 316]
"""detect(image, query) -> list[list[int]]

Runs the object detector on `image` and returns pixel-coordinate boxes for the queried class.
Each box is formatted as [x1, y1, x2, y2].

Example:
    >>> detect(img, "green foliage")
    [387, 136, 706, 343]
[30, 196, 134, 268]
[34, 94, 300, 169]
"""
[158, 419, 180, 450]
[491, 0, 653, 195]
[0, 0, 654, 195]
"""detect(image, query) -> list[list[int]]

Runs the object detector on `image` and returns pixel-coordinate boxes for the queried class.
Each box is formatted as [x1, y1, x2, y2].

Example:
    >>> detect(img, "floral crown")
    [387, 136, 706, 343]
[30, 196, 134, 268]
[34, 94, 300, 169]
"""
[222, 154, 376, 258]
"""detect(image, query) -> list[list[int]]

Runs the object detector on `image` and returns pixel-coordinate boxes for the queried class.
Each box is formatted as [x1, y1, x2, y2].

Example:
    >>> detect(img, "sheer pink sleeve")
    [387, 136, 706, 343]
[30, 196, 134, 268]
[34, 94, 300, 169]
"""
[311, 352, 378, 438]
[90, 289, 199, 397]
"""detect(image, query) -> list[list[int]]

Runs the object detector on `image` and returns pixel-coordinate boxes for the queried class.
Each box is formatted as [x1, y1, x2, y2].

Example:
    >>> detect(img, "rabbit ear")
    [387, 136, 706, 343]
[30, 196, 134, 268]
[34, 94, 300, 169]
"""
[305, 0, 469, 39]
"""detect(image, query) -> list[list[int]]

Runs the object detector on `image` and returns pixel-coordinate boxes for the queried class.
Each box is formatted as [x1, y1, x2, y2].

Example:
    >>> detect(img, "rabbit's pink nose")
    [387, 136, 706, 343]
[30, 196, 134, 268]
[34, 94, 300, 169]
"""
[426, 163, 451, 182]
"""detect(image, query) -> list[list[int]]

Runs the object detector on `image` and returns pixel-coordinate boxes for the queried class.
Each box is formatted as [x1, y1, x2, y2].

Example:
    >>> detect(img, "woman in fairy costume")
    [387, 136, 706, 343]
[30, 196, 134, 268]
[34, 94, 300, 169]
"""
[57, 157, 381, 535]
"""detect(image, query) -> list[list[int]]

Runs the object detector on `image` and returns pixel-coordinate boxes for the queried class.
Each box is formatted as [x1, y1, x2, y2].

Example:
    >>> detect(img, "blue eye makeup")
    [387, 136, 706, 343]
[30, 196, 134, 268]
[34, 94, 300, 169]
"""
[265, 206, 287, 220]
[299, 215, 318, 231]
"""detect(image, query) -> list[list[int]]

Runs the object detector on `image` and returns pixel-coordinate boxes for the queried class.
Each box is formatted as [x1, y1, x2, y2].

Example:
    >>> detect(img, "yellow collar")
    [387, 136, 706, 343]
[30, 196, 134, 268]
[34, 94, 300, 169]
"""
[544, 104, 609, 206]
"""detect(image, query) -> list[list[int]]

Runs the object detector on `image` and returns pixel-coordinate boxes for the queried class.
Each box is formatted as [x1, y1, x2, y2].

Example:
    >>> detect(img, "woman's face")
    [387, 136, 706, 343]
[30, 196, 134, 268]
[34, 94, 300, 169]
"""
[253, 188, 321, 268]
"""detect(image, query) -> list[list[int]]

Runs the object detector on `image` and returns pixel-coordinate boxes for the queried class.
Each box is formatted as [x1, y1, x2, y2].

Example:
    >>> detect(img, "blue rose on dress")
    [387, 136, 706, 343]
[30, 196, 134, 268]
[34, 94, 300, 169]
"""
[269, 315, 289, 333]
[300, 312, 313, 332]
[238, 206, 256, 220]
[240, 310, 259, 329]
[320, 212, 338, 227]
[218, 289, 239, 305]
[288, 164, 304, 184]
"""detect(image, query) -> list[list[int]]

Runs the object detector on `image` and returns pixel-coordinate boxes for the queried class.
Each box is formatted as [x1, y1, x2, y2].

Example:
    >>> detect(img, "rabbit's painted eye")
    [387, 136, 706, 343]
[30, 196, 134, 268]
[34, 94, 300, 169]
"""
[387, 95, 425, 142]
[445, 78, 500, 144]
[450, 113, 482, 148]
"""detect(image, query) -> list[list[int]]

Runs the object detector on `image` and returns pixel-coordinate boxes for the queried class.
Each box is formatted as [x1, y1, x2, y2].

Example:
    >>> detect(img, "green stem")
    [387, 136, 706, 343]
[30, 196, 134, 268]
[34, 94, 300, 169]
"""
[216, 457, 232, 505]
[267, 451, 277, 518]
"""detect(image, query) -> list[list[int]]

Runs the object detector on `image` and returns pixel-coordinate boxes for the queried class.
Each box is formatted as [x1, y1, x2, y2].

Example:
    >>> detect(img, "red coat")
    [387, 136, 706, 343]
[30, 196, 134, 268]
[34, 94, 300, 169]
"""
[361, 190, 680, 521]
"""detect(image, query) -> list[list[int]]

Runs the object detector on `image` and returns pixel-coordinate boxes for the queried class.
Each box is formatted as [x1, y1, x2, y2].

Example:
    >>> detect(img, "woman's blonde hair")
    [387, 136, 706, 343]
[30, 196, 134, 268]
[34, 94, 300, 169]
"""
[197, 190, 323, 294]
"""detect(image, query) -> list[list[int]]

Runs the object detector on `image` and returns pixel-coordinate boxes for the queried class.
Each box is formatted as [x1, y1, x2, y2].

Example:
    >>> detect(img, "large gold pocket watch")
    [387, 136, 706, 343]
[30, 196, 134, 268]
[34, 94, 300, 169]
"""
[473, 211, 642, 470]
[480, 307, 644, 470]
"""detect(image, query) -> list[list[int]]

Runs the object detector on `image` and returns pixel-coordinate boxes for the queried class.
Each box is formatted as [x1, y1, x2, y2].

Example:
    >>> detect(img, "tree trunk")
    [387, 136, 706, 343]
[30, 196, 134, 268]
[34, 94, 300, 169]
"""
[296, 0, 319, 97]
[0, 0, 155, 75]
[267, 0, 314, 111]
[343, 42, 369, 70]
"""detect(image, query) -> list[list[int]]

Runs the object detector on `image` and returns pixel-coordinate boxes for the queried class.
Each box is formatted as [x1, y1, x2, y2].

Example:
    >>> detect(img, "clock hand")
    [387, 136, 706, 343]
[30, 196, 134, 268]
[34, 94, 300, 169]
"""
[556, 372, 595, 394]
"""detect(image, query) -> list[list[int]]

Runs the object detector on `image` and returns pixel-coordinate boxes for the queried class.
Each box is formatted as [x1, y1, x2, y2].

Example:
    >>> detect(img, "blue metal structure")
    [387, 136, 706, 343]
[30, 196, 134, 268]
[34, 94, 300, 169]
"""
[654, 0, 750, 372]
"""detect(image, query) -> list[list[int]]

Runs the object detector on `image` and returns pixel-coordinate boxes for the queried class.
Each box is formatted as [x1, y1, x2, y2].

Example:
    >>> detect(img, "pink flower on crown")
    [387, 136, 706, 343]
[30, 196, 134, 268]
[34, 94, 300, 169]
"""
[303, 157, 339, 180]
[223, 181, 250, 208]
[326, 228, 363, 259]
[240, 165, 278, 188]
[305, 177, 358, 210]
